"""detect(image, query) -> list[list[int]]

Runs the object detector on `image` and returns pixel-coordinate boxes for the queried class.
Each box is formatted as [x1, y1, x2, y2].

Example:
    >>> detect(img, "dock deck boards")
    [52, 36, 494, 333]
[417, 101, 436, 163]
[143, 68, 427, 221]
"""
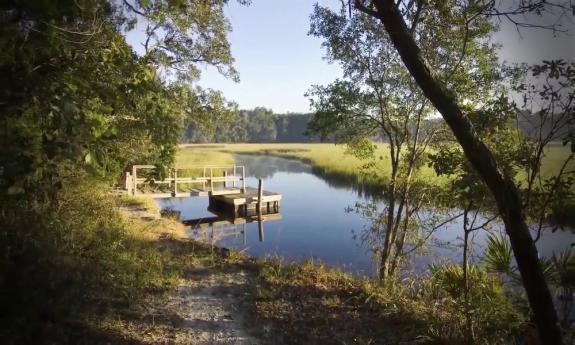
[211, 187, 281, 206]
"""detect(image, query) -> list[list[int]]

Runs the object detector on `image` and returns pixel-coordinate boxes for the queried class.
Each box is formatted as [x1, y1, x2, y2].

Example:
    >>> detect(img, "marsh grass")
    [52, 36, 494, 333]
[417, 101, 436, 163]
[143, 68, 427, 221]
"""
[178, 143, 575, 221]
[178, 143, 572, 186]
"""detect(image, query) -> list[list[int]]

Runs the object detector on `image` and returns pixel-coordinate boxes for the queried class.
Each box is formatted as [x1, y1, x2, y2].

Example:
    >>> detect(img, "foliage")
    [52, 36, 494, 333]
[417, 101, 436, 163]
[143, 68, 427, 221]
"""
[120, 0, 250, 83]
[181, 87, 239, 142]
[0, 0, 245, 197]
[511, 60, 575, 231]
[250, 258, 523, 344]
[426, 263, 525, 342]
[352, 1, 570, 340]
[0, 3, 148, 196]
[306, 2, 504, 282]
[0, 178, 178, 343]
[483, 234, 514, 275]
[0, 0, 245, 342]
[484, 233, 575, 326]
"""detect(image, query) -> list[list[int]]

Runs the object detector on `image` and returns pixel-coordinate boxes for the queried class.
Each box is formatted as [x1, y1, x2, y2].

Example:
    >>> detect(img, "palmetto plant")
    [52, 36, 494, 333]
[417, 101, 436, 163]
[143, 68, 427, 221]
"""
[484, 233, 575, 288]
[484, 234, 514, 276]
[551, 249, 575, 289]
[484, 233, 575, 325]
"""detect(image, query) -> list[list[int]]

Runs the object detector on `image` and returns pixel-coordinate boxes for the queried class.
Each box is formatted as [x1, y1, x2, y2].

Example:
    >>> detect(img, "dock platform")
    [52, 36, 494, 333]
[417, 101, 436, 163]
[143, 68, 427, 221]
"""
[209, 187, 281, 217]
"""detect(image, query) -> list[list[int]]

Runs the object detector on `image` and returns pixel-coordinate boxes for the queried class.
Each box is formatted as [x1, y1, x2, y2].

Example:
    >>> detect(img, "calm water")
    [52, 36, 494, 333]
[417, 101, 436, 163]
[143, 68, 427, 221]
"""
[156, 154, 575, 277]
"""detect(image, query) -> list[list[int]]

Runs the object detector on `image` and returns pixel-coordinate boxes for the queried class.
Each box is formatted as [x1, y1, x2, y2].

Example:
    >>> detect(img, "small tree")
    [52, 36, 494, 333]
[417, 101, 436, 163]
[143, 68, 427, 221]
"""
[307, 3, 501, 281]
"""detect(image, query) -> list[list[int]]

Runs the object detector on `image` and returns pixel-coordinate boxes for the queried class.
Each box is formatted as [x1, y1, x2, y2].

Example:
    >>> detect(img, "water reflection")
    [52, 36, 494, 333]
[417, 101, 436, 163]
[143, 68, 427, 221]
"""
[237, 153, 385, 199]
[231, 154, 312, 178]
[183, 209, 282, 244]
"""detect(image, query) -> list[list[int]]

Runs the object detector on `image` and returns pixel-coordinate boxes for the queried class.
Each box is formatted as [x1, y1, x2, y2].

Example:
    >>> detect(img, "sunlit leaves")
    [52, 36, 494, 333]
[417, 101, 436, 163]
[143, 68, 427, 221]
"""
[121, 0, 243, 83]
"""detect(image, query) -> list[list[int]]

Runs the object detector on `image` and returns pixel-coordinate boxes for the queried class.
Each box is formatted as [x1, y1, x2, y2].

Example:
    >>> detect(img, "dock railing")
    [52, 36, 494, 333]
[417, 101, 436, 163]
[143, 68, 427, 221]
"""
[126, 164, 246, 196]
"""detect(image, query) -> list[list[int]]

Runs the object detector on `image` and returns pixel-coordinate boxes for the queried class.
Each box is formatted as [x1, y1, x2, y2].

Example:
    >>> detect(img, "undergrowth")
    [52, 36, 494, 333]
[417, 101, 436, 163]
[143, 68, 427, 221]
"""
[249, 259, 526, 344]
[0, 177, 245, 344]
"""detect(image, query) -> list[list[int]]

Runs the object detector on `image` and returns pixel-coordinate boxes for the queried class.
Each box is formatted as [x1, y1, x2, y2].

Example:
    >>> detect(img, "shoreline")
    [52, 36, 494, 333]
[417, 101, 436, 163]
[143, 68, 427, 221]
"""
[124, 193, 527, 344]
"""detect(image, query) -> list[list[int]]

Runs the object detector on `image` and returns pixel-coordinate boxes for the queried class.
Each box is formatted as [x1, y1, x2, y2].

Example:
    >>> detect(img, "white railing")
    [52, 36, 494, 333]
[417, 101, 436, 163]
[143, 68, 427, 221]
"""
[126, 164, 246, 196]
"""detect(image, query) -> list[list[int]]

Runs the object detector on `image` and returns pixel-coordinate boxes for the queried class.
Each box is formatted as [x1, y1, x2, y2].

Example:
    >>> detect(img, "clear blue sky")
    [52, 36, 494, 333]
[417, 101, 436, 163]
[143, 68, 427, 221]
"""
[126, 1, 573, 113]
[197, 0, 341, 113]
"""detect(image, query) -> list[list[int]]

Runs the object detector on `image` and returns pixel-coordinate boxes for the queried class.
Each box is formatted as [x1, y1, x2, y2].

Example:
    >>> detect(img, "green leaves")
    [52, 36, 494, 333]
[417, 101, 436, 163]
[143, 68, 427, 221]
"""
[121, 0, 244, 83]
[0, 1, 190, 196]
[484, 234, 513, 275]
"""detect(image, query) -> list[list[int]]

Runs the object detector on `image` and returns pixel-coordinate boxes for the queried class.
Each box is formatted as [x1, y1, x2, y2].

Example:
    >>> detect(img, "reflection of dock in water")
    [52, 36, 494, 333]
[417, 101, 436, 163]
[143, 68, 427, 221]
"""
[184, 196, 281, 244]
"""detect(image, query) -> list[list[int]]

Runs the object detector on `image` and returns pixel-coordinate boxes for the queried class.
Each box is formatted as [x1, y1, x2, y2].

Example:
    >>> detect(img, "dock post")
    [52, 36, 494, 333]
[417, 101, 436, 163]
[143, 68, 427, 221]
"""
[210, 167, 213, 193]
[241, 167, 246, 193]
[132, 166, 137, 195]
[257, 178, 264, 241]
[126, 172, 132, 195]
[173, 168, 178, 196]
[224, 170, 227, 189]
[233, 165, 236, 188]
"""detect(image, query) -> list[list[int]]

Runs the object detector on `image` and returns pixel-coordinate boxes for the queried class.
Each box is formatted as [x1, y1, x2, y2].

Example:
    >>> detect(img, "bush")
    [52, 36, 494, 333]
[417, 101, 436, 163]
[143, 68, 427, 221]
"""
[426, 264, 525, 343]
[0, 178, 173, 344]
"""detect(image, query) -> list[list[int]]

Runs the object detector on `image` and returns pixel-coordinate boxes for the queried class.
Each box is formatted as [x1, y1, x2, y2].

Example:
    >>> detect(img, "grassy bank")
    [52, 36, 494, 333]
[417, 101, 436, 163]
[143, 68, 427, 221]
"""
[249, 259, 527, 344]
[181, 143, 444, 184]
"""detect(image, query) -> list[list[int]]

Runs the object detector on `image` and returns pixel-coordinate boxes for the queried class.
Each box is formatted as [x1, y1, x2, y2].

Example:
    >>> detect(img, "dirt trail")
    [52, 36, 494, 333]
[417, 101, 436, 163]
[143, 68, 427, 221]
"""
[165, 267, 256, 344]
[119, 203, 261, 344]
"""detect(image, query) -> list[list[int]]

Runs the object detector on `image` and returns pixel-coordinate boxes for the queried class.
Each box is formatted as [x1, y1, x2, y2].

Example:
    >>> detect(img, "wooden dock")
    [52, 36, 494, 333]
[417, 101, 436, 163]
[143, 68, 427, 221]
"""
[122, 164, 282, 219]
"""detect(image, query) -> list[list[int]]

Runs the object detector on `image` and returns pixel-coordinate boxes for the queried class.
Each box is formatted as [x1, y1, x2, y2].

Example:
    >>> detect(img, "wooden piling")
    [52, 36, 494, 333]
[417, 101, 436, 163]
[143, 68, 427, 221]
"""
[210, 167, 214, 192]
[173, 168, 178, 195]
[126, 172, 133, 195]
[132, 166, 137, 195]
[241, 168, 246, 193]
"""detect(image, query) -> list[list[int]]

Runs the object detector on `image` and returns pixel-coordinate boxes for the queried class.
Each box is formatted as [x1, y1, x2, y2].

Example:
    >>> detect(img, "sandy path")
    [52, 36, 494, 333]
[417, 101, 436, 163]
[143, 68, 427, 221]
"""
[164, 267, 258, 344]
[117, 202, 261, 344]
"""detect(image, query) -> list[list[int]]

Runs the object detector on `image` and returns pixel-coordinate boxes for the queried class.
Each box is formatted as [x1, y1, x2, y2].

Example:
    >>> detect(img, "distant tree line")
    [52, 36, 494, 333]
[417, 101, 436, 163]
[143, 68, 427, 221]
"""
[183, 107, 321, 143]
[184, 105, 571, 145]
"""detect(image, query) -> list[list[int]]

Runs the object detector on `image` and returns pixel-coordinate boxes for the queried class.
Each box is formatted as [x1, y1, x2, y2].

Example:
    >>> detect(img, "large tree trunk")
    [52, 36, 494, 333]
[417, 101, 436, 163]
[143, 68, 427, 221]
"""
[363, 1, 562, 343]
